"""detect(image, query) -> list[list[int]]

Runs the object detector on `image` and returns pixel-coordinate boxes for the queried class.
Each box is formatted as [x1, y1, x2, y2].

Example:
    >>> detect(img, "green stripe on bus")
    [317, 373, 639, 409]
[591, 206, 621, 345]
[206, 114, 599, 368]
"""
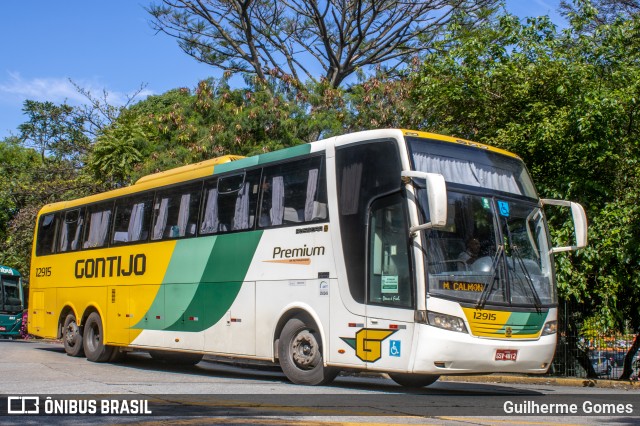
[501, 311, 547, 335]
[213, 144, 311, 174]
[131, 238, 217, 330]
[163, 230, 263, 331]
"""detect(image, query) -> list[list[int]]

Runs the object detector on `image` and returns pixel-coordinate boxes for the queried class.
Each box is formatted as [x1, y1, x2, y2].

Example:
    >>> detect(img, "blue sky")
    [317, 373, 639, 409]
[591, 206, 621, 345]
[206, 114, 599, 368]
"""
[0, 0, 562, 139]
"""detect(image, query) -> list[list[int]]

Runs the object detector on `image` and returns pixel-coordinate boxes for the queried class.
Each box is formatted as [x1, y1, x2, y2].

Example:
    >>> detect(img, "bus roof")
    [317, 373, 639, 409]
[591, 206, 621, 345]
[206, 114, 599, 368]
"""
[37, 129, 520, 215]
[400, 129, 520, 159]
[0, 265, 20, 277]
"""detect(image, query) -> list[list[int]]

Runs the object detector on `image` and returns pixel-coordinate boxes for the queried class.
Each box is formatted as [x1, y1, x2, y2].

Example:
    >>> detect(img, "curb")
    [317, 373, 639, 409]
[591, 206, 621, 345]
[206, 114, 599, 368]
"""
[439, 374, 640, 390]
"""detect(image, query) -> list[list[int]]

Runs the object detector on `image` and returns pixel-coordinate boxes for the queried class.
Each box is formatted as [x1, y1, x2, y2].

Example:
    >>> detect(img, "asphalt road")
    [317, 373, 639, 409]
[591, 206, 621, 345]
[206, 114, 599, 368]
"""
[0, 339, 638, 425]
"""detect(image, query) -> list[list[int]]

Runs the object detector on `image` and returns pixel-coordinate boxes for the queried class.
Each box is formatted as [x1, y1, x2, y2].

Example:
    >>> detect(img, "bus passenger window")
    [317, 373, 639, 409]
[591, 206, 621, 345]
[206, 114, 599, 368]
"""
[200, 171, 260, 234]
[200, 179, 221, 235]
[36, 213, 59, 256]
[112, 195, 153, 245]
[59, 208, 85, 252]
[83, 202, 113, 249]
[259, 156, 326, 228]
[152, 182, 202, 240]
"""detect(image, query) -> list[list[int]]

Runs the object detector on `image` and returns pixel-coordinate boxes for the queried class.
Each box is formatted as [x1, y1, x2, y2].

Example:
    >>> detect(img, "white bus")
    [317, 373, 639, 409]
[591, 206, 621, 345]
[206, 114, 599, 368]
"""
[29, 129, 586, 387]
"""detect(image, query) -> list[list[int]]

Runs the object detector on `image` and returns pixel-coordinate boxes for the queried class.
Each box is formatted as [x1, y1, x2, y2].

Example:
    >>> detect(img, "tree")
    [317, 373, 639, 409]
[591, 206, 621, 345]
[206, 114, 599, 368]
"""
[70, 79, 149, 138]
[411, 2, 640, 377]
[0, 135, 93, 280]
[87, 112, 146, 188]
[0, 138, 41, 246]
[1, 102, 100, 279]
[560, 0, 640, 26]
[148, 0, 498, 89]
[119, 77, 349, 181]
[18, 100, 90, 168]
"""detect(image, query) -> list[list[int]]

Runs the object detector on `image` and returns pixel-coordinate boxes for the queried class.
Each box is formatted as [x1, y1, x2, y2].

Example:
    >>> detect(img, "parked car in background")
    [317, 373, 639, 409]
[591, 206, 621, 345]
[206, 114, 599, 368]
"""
[590, 356, 612, 376]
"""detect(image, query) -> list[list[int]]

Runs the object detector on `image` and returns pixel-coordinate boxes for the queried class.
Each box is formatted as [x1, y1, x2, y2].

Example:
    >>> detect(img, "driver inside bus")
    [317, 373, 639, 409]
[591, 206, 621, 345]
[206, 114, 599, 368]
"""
[457, 237, 481, 270]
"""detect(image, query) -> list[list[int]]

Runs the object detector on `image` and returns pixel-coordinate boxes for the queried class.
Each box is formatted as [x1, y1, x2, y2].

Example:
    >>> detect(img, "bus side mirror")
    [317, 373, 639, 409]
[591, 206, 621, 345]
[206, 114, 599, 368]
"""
[541, 199, 588, 253]
[401, 171, 447, 233]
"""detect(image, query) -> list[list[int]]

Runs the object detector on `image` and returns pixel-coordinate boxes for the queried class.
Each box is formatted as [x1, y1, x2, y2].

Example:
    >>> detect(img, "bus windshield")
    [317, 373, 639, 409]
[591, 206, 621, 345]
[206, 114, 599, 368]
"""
[1, 275, 22, 314]
[407, 137, 555, 307]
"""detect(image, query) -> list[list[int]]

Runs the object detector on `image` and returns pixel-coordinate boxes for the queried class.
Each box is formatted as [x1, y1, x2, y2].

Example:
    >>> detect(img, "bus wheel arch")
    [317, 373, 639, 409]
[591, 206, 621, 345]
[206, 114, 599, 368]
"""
[276, 310, 339, 385]
[60, 306, 84, 357]
[58, 305, 76, 338]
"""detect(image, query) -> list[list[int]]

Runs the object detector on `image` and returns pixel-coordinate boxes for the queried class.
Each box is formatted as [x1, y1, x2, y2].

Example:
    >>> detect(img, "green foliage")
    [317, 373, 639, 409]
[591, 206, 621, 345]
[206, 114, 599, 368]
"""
[412, 3, 640, 332]
[18, 100, 90, 168]
[87, 112, 146, 188]
[1, 102, 99, 279]
[121, 77, 349, 181]
[0, 138, 41, 245]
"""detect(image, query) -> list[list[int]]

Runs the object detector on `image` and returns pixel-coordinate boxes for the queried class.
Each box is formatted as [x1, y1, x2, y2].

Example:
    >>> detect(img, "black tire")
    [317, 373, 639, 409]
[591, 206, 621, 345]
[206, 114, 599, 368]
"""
[109, 347, 126, 363]
[389, 372, 440, 388]
[148, 350, 203, 365]
[278, 316, 339, 385]
[62, 313, 84, 357]
[83, 312, 115, 362]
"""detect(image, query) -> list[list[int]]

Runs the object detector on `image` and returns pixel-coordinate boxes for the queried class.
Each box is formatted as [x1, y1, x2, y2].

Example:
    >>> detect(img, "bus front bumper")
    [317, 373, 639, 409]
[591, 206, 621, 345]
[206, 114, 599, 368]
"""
[411, 324, 556, 375]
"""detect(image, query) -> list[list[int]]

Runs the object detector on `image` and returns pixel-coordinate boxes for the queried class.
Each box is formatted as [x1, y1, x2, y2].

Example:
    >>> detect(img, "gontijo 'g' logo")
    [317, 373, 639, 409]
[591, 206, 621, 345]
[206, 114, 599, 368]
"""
[341, 329, 397, 362]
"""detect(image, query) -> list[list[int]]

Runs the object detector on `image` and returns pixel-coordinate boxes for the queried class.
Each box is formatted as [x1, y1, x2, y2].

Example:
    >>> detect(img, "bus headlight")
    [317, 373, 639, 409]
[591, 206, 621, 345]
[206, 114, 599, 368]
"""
[541, 320, 557, 336]
[427, 311, 468, 333]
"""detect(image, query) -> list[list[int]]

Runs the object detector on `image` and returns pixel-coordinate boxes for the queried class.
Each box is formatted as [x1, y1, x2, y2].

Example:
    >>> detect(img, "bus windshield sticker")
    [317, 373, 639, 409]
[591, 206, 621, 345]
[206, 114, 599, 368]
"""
[482, 197, 491, 210]
[498, 200, 510, 217]
[381, 276, 398, 294]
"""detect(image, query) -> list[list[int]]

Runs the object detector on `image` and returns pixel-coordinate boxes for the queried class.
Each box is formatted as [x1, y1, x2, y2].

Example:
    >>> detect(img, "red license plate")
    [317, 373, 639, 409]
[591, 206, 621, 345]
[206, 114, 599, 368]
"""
[495, 349, 518, 361]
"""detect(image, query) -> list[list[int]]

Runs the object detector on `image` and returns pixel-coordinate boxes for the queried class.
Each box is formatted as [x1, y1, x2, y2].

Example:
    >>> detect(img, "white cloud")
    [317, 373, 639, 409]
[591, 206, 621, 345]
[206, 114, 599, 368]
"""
[0, 71, 154, 107]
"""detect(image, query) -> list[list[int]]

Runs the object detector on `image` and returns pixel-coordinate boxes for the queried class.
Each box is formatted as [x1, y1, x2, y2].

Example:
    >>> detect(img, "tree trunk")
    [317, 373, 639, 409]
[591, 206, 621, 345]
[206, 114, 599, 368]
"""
[619, 332, 640, 380]
[566, 319, 598, 378]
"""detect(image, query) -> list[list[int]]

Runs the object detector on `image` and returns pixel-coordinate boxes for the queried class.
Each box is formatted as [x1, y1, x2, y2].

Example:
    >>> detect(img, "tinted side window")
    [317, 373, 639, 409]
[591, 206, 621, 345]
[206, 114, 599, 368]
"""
[36, 213, 59, 256]
[336, 139, 402, 303]
[259, 156, 327, 228]
[200, 170, 261, 235]
[83, 202, 114, 249]
[59, 208, 85, 253]
[152, 182, 202, 241]
[112, 194, 153, 245]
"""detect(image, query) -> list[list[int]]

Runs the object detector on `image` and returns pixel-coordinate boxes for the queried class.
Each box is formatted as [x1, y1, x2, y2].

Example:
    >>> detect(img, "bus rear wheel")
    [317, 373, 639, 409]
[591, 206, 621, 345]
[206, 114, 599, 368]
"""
[63, 313, 84, 357]
[83, 312, 115, 362]
[278, 316, 339, 385]
[389, 372, 439, 388]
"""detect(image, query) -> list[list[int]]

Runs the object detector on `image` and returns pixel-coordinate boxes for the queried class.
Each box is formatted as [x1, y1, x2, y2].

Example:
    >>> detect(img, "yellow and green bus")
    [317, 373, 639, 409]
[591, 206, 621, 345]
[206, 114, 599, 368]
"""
[29, 129, 587, 386]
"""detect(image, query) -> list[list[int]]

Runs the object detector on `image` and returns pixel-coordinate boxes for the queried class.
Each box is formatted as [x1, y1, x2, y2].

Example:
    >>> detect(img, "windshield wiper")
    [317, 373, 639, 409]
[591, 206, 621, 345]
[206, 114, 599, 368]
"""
[476, 245, 504, 310]
[503, 218, 542, 311]
[510, 245, 542, 312]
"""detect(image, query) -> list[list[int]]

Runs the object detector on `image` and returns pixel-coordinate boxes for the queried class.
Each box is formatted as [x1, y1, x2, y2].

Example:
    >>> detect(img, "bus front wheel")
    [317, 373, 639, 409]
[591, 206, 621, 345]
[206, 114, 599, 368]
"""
[278, 316, 339, 385]
[389, 372, 439, 388]
[83, 312, 115, 362]
[63, 313, 84, 357]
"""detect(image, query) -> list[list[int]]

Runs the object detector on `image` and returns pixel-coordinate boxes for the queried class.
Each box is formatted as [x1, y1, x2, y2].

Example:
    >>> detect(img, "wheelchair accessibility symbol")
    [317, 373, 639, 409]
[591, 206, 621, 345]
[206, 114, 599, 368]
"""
[497, 200, 510, 217]
[389, 340, 401, 357]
